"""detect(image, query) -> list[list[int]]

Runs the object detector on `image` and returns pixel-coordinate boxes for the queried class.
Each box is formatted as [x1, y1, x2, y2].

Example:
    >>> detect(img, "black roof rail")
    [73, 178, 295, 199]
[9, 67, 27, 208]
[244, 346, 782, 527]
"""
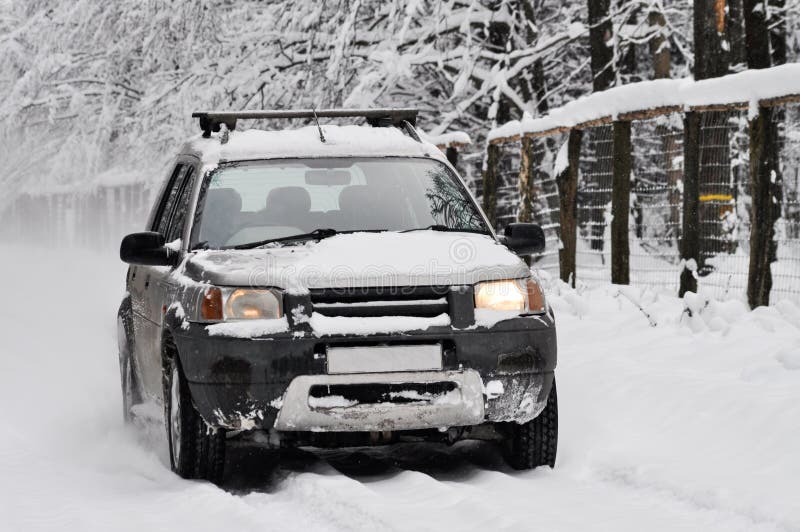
[192, 108, 419, 138]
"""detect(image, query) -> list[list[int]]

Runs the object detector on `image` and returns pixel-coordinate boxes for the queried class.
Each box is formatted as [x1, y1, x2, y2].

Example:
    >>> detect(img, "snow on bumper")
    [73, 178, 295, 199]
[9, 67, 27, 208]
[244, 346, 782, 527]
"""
[273, 370, 485, 432]
[173, 315, 556, 430]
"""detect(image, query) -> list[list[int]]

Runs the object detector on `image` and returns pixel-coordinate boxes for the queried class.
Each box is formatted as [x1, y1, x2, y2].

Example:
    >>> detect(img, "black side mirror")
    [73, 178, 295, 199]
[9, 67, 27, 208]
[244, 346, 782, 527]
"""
[120, 232, 178, 266]
[502, 223, 546, 255]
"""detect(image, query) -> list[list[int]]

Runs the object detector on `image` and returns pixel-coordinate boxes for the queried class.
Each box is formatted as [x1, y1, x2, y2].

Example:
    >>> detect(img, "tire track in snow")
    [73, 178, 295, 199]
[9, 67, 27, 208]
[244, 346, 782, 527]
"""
[587, 462, 796, 532]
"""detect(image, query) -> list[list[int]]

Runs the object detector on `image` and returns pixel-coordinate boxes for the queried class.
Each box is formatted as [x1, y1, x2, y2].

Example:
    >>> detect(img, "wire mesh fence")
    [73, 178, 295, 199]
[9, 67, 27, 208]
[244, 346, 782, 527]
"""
[0, 184, 151, 250]
[694, 109, 752, 300]
[773, 103, 800, 303]
[482, 101, 800, 306]
[527, 136, 562, 277]
[629, 115, 684, 291]
[576, 125, 614, 284]
[495, 141, 521, 231]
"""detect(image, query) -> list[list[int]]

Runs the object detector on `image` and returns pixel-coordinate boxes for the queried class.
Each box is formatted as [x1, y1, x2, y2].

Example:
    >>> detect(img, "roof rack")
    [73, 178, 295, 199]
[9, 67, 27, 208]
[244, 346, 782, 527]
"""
[192, 108, 419, 138]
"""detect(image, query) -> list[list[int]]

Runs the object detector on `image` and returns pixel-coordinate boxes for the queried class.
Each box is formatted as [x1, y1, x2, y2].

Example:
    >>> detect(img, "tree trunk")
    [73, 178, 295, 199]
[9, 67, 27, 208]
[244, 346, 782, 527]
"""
[680, 112, 701, 296]
[620, 4, 640, 82]
[516, 0, 548, 114]
[482, 143, 500, 229]
[744, 0, 782, 271]
[743, 0, 772, 69]
[748, 107, 781, 308]
[588, 0, 615, 92]
[769, 0, 787, 65]
[648, 10, 671, 79]
[694, 0, 733, 274]
[693, 0, 730, 80]
[557, 129, 583, 287]
[728, 0, 747, 68]
[611, 121, 632, 285]
[487, 2, 513, 125]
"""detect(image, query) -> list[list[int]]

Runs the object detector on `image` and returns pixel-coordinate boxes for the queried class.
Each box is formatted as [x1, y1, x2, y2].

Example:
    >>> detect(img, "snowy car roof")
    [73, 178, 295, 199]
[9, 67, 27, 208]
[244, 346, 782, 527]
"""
[181, 124, 449, 166]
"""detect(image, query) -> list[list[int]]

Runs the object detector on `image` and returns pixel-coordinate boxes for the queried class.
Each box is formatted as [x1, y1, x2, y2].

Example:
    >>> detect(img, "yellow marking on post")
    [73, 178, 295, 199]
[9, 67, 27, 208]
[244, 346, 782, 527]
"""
[699, 194, 733, 202]
[714, 0, 726, 33]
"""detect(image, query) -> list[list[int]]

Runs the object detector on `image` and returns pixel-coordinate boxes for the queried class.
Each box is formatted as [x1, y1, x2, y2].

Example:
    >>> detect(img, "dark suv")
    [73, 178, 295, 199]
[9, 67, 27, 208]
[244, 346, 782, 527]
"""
[117, 109, 557, 483]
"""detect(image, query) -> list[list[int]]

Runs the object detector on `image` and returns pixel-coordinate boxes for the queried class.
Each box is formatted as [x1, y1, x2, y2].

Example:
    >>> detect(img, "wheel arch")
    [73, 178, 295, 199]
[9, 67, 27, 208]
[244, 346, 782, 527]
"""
[117, 294, 134, 353]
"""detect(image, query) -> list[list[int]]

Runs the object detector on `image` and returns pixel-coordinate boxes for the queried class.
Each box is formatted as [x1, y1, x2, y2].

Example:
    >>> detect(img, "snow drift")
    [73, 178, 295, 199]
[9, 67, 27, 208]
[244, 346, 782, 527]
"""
[1, 243, 799, 531]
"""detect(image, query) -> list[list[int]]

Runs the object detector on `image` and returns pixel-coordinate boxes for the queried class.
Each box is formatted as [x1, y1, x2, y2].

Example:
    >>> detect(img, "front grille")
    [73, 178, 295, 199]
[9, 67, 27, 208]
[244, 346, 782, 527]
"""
[308, 381, 458, 407]
[309, 286, 450, 318]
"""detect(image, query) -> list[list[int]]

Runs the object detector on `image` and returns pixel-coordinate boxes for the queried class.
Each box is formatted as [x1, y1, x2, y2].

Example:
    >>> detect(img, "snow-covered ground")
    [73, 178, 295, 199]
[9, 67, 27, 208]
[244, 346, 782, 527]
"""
[1, 244, 799, 531]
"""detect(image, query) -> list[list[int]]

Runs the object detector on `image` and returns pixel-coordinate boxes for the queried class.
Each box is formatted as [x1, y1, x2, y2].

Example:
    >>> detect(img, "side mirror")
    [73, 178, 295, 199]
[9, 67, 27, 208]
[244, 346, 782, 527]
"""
[502, 223, 546, 255]
[120, 232, 178, 266]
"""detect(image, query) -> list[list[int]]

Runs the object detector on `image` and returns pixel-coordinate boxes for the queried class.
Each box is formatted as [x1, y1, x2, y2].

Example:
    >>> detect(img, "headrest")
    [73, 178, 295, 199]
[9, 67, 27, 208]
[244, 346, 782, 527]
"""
[265, 186, 311, 213]
[206, 187, 242, 213]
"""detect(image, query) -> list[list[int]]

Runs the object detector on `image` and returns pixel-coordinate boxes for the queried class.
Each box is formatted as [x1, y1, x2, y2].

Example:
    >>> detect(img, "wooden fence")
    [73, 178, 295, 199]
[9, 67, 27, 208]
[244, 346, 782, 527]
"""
[0, 183, 153, 251]
[482, 73, 800, 308]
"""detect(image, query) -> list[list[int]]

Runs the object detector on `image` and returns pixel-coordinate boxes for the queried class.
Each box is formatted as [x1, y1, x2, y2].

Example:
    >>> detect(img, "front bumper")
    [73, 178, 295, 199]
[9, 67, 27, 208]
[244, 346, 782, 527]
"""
[172, 314, 556, 432]
[274, 370, 485, 431]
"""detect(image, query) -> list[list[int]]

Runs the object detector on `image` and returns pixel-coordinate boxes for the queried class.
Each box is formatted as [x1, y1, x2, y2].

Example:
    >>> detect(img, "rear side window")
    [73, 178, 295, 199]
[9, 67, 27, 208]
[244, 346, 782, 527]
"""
[153, 165, 190, 235]
[165, 168, 196, 243]
[151, 164, 185, 233]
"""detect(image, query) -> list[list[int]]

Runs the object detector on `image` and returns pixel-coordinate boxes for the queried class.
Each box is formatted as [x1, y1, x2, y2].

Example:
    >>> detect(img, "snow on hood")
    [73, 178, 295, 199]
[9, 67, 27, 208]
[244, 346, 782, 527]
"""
[184, 232, 528, 290]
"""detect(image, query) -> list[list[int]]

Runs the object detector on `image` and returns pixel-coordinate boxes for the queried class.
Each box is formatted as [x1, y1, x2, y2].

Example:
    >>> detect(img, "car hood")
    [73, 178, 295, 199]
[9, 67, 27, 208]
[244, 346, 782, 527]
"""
[184, 232, 529, 290]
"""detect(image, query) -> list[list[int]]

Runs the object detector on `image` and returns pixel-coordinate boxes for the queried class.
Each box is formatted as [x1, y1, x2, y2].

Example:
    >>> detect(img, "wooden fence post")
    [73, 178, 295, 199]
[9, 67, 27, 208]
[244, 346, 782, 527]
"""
[557, 129, 582, 286]
[611, 120, 632, 285]
[445, 146, 459, 167]
[680, 111, 701, 296]
[482, 143, 500, 229]
[518, 137, 534, 223]
[747, 105, 782, 308]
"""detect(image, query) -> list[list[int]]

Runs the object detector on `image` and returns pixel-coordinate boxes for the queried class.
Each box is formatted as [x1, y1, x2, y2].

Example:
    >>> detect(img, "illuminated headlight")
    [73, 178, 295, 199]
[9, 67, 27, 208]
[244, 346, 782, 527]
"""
[474, 278, 546, 313]
[200, 287, 283, 321]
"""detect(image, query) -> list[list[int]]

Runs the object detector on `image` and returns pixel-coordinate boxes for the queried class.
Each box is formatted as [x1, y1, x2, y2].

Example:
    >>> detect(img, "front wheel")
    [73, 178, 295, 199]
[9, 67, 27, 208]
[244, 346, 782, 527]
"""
[164, 355, 226, 484]
[500, 379, 558, 470]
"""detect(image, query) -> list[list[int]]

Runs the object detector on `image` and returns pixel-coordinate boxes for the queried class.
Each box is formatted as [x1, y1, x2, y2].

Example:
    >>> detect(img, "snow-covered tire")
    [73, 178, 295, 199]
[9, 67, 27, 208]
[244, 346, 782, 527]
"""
[164, 351, 226, 484]
[117, 313, 141, 423]
[501, 379, 558, 470]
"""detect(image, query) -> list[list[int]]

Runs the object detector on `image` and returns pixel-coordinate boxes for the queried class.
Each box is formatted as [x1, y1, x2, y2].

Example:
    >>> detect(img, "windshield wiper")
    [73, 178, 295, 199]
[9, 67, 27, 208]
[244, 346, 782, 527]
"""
[229, 228, 388, 250]
[230, 228, 339, 249]
[401, 225, 492, 235]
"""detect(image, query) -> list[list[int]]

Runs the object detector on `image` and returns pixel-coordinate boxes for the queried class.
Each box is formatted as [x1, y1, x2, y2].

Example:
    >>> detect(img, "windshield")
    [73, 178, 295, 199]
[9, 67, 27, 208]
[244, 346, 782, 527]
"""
[194, 157, 489, 249]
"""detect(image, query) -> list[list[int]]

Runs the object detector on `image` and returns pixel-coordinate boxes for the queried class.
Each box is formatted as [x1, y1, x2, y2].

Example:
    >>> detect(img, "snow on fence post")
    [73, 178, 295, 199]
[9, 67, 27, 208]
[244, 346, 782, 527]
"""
[611, 120, 632, 285]
[482, 143, 500, 229]
[680, 111, 701, 297]
[557, 129, 582, 286]
[747, 105, 782, 308]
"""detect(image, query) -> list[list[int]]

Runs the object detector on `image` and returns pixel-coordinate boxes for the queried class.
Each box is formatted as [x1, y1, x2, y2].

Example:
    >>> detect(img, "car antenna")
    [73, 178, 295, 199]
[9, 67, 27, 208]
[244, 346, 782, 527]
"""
[311, 106, 326, 143]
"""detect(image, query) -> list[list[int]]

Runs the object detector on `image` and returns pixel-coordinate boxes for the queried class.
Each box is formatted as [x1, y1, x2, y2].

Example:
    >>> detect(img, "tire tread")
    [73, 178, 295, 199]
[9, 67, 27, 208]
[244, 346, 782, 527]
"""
[504, 380, 558, 470]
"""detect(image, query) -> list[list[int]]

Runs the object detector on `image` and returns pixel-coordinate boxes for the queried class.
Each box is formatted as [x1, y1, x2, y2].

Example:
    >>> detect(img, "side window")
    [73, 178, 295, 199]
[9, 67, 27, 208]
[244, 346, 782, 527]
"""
[152, 164, 187, 234]
[165, 167, 196, 243]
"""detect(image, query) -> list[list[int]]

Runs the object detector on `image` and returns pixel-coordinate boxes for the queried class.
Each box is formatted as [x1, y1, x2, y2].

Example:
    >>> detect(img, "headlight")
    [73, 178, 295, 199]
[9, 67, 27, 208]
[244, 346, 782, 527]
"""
[474, 278, 546, 313]
[200, 287, 283, 321]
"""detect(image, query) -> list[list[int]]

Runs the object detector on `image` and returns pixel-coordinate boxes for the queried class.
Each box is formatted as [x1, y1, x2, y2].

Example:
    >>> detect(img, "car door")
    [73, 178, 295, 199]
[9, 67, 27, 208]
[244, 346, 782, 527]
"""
[133, 162, 194, 399]
[146, 162, 197, 331]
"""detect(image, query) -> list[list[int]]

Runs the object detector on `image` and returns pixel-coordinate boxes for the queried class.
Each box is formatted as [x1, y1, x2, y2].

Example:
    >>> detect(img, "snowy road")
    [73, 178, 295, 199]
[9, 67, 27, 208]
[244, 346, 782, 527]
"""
[2, 245, 799, 531]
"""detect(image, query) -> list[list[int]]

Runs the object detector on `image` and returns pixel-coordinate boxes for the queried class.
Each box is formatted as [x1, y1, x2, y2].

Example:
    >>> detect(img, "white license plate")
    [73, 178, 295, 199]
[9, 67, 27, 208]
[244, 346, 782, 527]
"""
[327, 344, 443, 374]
